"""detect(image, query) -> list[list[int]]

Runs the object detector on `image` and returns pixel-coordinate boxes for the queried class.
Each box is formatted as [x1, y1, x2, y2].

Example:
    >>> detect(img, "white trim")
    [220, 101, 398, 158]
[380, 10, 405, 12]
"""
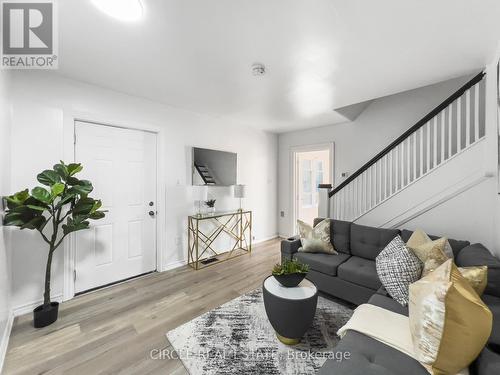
[384, 171, 491, 229]
[290, 142, 334, 235]
[0, 312, 14, 374]
[253, 234, 279, 244]
[13, 293, 63, 317]
[163, 260, 187, 271]
[162, 235, 279, 272]
[62, 112, 166, 301]
[352, 137, 486, 223]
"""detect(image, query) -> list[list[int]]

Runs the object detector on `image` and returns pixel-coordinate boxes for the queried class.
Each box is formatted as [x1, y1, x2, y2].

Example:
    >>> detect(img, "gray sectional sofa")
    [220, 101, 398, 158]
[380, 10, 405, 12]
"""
[281, 218, 500, 374]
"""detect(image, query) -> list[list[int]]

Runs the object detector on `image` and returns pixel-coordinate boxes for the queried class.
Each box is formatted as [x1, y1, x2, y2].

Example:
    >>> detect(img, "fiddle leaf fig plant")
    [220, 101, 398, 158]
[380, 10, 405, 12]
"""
[3, 161, 106, 307]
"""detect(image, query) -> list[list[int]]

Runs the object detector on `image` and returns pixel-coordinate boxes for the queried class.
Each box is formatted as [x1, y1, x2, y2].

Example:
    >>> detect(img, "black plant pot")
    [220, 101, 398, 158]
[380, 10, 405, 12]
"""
[273, 273, 306, 287]
[33, 302, 59, 328]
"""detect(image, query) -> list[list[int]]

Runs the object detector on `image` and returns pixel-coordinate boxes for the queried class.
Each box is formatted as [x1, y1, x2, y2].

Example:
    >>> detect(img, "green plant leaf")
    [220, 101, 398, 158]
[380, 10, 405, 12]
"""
[26, 205, 48, 211]
[89, 211, 105, 220]
[68, 180, 93, 195]
[62, 219, 90, 235]
[5, 189, 30, 209]
[20, 216, 46, 230]
[51, 182, 65, 197]
[90, 200, 102, 214]
[53, 162, 69, 180]
[37, 170, 61, 186]
[31, 187, 52, 204]
[67, 163, 83, 176]
[66, 176, 80, 186]
[3, 211, 25, 226]
[55, 193, 75, 208]
[72, 197, 96, 215]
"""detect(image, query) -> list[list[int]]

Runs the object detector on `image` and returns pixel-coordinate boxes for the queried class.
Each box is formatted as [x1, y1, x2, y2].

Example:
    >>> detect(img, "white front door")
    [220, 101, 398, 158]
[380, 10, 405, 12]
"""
[74, 121, 157, 293]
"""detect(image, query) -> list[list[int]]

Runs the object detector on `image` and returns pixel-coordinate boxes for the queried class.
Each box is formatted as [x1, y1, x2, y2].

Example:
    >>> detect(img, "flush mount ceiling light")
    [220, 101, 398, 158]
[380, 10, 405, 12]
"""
[251, 63, 266, 76]
[91, 0, 144, 22]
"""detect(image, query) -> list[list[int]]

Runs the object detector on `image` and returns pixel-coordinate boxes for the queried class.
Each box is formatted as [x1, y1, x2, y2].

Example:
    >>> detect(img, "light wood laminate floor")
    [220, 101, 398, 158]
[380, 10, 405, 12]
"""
[4, 238, 281, 375]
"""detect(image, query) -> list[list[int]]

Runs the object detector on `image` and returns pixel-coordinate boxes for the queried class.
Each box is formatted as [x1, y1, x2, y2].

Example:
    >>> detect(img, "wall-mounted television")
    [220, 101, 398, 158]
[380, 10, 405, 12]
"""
[192, 147, 237, 186]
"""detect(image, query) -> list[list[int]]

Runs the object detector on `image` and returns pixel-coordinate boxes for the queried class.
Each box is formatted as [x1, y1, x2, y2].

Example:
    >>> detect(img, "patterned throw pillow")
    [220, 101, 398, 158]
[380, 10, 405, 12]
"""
[297, 219, 337, 254]
[409, 259, 492, 374]
[375, 235, 423, 306]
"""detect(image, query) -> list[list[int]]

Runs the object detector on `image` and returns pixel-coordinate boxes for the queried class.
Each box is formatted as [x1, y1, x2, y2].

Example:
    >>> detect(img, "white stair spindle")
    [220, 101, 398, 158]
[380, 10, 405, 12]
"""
[419, 127, 424, 177]
[412, 132, 417, 182]
[465, 89, 471, 147]
[433, 117, 438, 168]
[474, 84, 480, 142]
[448, 105, 452, 158]
[457, 96, 462, 152]
[440, 112, 445, 163]
[406, 138, 410, 186]
[426, 122, 431, 173]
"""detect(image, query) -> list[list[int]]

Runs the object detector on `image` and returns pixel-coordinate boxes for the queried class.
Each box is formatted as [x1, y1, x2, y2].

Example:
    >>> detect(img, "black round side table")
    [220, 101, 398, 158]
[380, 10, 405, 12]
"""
[262, 275, 318, 345]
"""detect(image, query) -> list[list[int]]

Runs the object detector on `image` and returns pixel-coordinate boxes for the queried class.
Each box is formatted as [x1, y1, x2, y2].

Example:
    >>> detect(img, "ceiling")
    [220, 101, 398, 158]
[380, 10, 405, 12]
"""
[57, 0, 500, 133]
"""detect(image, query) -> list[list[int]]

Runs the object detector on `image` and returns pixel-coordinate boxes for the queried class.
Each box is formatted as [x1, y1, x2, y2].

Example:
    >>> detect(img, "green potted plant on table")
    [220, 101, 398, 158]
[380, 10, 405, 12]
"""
[272, 259, 309, 287]
[3, 161, 105, 328]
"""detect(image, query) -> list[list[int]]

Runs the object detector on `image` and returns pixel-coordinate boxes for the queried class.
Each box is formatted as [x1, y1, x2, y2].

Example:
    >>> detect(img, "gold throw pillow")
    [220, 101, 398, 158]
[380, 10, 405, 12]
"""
[410, 237, 449, 276]
[406, 229, 454, 258]
[459, 266, 488, 296]
[409, 259, 492, 375]
[297, 219, 337, 254]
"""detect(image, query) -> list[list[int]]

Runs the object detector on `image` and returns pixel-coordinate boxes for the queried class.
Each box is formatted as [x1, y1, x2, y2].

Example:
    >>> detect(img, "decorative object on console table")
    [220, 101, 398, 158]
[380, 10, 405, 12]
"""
[233, 184, 246, 211]
[272, 259, 309, 287]
[263, 275, 318, 345]
[193, 185, 208, 216]
[188, 210, 252, 270]
[204, 198, 216, 214]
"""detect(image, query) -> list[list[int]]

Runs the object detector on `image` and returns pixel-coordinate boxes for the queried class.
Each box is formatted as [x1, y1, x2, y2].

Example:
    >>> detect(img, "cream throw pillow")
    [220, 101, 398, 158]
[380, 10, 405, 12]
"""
[409, 259, 492, 375]
[297, 219, 337, 254]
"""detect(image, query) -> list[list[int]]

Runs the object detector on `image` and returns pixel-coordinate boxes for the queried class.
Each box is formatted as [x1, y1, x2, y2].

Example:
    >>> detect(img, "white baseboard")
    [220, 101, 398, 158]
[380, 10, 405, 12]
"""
[253, 234, 279, 245]
[12, 293, 63, 317]
[162, 260, 187, 272]
[0, 312, 14, 373]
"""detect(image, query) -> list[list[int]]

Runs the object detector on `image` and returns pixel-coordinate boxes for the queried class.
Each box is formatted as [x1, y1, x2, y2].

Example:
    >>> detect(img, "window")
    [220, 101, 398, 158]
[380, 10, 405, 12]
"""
[301, 160, 313, 206]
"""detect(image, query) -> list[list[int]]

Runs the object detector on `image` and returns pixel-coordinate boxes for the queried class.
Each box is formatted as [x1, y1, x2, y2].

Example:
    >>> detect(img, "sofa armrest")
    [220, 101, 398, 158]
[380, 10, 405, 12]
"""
[456, 243, 500, 298]
[281, 236, 301, 262]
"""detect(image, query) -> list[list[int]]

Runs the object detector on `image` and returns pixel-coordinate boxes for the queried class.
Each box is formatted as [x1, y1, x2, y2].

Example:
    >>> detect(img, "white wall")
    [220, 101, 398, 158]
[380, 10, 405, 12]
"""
[278, 75, 474, 237]
[7, 71, 278, 313]
[0, 71, 13, 371]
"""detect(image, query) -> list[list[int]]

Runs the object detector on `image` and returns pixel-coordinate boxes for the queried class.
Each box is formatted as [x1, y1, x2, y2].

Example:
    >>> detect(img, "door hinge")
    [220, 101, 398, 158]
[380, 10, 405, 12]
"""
[73, 269, 76, 282]
[73, 133, 76, 145]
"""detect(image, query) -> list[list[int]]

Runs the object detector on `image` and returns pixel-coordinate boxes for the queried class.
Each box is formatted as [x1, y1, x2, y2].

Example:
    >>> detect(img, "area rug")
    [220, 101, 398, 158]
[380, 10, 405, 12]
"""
[166, 288, 353, 374]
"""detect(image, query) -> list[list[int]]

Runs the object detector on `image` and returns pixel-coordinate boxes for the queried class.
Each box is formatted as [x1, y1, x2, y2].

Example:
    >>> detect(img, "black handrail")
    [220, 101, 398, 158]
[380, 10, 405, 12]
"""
[329, 71, 485, 198]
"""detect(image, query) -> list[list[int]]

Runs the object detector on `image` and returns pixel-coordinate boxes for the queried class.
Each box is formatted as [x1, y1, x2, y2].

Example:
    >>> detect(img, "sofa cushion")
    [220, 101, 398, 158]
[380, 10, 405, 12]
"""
[401, 229, 470, 257]
[368, 293, 409, 316]
[482, 294, 500, 348]
[338, 256, 381, 290]
[314, 218, 351, 254]
[473, 346, 500, 375]
[456, 243, 500, 298]
[318, 330, 428, 375]
[350, 223, 400, 260]
[295, 252, 350, 276]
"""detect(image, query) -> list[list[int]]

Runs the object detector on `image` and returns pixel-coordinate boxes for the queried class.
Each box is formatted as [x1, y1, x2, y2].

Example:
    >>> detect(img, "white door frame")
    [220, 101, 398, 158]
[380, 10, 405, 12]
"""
[62, 112, 165, 301]
[290, 142, 334, 235]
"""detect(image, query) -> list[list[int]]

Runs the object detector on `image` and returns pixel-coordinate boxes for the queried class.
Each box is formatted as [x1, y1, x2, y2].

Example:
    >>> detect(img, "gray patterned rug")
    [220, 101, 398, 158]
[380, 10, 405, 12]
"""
[166, 288, 353, 374]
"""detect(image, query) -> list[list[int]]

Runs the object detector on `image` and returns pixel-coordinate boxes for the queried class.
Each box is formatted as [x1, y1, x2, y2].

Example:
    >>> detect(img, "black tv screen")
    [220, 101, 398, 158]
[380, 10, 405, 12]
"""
[192, 147, 237, 186]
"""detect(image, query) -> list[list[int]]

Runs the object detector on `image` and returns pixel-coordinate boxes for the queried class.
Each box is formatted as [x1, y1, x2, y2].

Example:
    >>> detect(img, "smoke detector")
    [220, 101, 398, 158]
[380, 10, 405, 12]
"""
[251, 63, 266, 76]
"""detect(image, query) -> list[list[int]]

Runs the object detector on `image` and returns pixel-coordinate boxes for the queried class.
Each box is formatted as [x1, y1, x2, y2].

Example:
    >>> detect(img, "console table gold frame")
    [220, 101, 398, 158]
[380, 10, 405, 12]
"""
[188, 210, 252, 270]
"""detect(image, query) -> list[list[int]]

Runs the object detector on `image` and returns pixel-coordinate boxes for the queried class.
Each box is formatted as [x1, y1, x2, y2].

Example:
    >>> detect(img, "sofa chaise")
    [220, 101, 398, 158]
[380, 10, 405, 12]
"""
[281, 218, 500, 374]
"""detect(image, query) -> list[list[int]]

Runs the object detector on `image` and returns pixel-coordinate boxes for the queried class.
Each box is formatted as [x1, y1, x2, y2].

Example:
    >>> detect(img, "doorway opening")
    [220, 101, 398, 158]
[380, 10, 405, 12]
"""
[292, 144, 333, 234]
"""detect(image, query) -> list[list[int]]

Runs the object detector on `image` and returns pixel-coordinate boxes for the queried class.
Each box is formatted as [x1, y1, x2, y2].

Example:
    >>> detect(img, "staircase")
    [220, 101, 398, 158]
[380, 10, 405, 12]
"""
[326, 72, 488, 227]
[194, 163, 217, 185]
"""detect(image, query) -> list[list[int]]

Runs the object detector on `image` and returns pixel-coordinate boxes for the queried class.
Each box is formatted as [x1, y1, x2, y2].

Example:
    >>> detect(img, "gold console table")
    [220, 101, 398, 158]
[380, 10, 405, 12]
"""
[188, 210, 252, 270]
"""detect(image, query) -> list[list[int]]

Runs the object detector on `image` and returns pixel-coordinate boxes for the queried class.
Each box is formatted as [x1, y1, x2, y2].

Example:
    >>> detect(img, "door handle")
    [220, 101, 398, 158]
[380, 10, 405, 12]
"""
[149, 211, 155, 218]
